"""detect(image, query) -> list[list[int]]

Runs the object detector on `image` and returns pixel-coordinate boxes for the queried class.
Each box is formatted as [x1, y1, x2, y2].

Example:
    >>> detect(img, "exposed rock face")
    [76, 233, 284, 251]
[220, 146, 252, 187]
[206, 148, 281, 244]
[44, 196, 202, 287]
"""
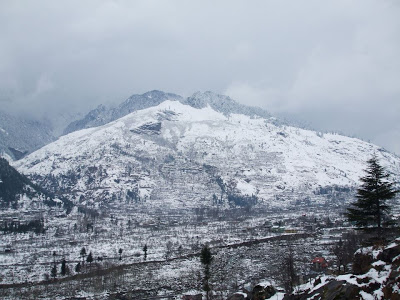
[283, 237, 400, 300]
[182, 294, 202, 300]
[283, 280, 360, 300]
[227, 292, 248, 300]
[378, 243, 400, 263]
[227, 282, 276, 300]
[252, 283, 276, 300]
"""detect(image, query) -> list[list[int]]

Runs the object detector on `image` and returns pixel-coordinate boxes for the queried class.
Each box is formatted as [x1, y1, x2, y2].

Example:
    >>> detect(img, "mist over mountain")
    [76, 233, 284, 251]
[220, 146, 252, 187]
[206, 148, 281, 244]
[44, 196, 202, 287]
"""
[3, 90, 400, 299]
[0, 110, 55, 160]
[13, 96, 400, 211]
[63, 90, 183, 135]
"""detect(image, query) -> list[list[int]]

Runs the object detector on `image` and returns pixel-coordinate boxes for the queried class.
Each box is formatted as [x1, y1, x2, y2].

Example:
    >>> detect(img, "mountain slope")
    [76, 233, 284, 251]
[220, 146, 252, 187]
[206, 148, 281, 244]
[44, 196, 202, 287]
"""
[183, 91, 271, 119]
[0, 110, 55, 160]
[14, 100, 400, 211]
[284, 237, 400, 300]
[0, 157, 68, 211]
[62, 90, 273, 136]
[63, 90, 183, 135]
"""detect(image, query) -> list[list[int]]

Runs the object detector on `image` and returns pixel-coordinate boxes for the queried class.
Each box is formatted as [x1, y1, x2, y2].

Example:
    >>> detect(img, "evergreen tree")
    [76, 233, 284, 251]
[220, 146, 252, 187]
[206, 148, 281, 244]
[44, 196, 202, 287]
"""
[51, 264, 57, 279]
[143, 244, 148, 261]
[347, 155, 398, 233]
[200, 244, 213, 300]
[80, 247, 86, 265]
[61, 258, 67, 276]
[75, 262, 81, 273]
[87, 251, 93, 265]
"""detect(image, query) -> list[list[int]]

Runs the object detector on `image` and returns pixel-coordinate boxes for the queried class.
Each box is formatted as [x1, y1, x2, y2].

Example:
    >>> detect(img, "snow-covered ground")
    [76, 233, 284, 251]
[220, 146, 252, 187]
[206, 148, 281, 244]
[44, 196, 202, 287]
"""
[13, 100, 400, 211]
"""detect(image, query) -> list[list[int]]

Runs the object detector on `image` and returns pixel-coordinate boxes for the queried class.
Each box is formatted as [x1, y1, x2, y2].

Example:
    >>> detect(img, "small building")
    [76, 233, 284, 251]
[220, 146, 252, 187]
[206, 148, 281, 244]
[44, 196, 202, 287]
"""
[311, 257, 328, 271]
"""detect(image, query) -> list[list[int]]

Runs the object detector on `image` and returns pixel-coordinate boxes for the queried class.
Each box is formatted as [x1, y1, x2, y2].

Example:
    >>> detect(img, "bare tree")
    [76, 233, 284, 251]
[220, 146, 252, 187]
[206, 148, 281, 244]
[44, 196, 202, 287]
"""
[332, 231, 360, 273]
[278, 245, 298, 294]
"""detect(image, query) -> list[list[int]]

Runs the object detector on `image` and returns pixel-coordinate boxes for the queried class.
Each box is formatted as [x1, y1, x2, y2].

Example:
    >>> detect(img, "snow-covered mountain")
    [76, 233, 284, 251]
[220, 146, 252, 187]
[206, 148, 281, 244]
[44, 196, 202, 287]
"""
[62, 90, 275, 136]
[183, 91, 271, 119]
[0, 110, 55, 160]
[63, 90, 183, 135]
[13, 93, 400, 210]
[0, 157, 71, 213]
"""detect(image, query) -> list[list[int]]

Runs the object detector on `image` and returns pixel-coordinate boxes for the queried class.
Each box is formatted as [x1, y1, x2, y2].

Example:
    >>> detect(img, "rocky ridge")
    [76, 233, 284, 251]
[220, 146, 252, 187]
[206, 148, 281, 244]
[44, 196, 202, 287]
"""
[283, 237, 400, 300]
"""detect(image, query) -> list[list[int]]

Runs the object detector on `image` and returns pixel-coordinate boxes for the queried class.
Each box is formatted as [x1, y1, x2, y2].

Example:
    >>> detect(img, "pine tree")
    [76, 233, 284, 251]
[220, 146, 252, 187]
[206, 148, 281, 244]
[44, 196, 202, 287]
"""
[61, 258, 67, 276]
[87, 251, 93, 265]
[80, 247, 86, 265]
[143, 244, 148, 261]
[200, 244, 213, 300]
[75, 262, 81, 273]
[347, 155, 398, 233]
[51, 264, 57, 279]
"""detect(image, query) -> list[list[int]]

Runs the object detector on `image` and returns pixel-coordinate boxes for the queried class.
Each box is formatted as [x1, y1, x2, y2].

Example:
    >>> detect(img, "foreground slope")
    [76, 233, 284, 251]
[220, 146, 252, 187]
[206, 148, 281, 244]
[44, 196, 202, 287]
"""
[14, 99, 400, 210]
[284, 237, 400, 300]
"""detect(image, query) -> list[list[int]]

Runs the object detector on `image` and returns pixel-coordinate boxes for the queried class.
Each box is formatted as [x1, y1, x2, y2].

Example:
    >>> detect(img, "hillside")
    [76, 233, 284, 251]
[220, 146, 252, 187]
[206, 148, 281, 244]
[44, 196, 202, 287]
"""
[13, 95, 400, 211]
[283, 237, 400, 300]
[63, 90, 183, 135]
[0, 157, 71, 213]
[0, 110, 55, 160]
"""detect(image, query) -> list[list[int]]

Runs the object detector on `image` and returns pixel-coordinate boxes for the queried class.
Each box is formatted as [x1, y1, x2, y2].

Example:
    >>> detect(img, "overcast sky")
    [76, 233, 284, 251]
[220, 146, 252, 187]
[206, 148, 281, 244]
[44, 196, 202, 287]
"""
[0, 0, 399, 154]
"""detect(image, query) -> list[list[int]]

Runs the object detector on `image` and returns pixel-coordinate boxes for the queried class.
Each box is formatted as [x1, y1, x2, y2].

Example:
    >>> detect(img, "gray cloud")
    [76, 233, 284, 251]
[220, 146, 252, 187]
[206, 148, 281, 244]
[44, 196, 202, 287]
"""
[0, 0, 399, 153]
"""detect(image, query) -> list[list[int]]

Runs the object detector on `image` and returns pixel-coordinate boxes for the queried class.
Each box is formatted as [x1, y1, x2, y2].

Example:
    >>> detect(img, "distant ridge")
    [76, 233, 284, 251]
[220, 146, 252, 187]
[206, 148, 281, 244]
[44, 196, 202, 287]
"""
[184, 91, 271, 119]
[63, 90, 272, 135]
[63, 90, 183, 135]
[0, 110, 54, 160]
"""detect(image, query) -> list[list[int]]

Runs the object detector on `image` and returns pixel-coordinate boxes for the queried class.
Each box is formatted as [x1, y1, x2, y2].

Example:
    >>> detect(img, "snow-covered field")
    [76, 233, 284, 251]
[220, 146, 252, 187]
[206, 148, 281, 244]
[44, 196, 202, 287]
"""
[0, 205, 346, 299]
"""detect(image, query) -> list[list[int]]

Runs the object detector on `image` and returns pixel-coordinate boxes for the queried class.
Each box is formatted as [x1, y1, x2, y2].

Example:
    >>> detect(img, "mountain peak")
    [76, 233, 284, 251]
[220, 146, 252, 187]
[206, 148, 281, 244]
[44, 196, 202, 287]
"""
[63, 90, 183, 135]
[185, 91, 234, 109]
[142, 90, 181, 99]
[184, 91, 270, 119]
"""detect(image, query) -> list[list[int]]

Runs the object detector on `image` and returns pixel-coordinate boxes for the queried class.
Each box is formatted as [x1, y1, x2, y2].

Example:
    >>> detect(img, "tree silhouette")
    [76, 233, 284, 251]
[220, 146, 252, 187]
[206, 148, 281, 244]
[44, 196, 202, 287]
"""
[80, 247, 87, 265]
[143, 244, 148, 261]
[347, 155, 398, 234]
[87, 251, 93, 265]
[75, 262, 81, 273]
[200, 244, 213, 300]
[61, 258, 67, 276]
[51, 264, 57, 280]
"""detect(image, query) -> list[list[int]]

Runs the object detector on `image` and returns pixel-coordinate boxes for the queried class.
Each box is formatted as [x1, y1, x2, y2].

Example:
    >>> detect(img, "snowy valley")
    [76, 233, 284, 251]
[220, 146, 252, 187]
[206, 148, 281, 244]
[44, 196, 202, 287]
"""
[1, 91, 399, 300]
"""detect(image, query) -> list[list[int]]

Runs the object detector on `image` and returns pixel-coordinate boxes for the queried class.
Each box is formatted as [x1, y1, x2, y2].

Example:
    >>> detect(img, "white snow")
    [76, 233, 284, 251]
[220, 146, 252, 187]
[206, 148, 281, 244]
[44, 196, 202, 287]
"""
[11, 100, 400, 209]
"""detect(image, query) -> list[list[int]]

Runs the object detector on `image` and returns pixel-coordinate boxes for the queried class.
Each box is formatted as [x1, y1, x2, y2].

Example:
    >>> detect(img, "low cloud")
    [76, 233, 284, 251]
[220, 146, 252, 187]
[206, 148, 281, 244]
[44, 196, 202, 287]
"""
[0, 0, 399, 153]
